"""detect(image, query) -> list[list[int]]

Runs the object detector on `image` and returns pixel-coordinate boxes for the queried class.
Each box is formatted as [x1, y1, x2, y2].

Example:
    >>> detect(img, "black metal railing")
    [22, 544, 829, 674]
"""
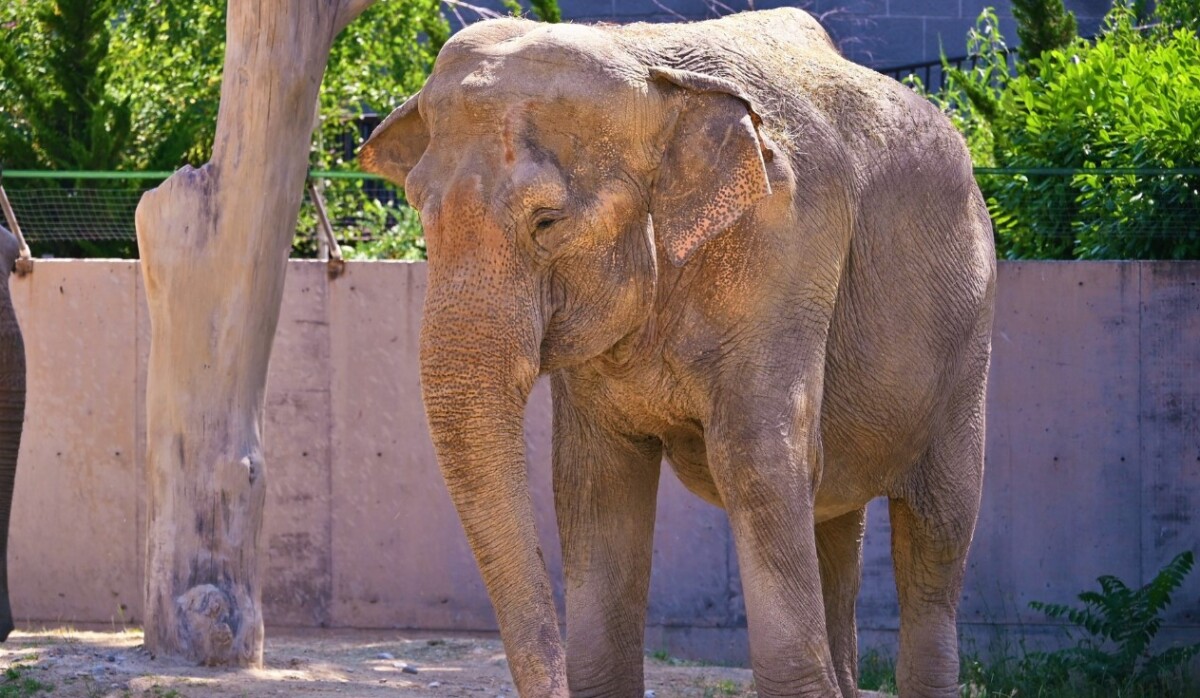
[874, 47, 1018, 92]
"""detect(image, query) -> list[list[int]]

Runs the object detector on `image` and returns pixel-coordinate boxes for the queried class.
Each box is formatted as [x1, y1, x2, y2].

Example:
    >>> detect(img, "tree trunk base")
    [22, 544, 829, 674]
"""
[174, 585, 255, 665]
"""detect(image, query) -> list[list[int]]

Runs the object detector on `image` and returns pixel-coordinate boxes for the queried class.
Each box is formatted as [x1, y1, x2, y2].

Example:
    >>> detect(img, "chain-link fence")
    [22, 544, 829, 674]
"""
[1, 171, 152, 243]
[975, 168, 1200, 260]
[0, 169, 420, 259]
[2, 168, 1199, 260]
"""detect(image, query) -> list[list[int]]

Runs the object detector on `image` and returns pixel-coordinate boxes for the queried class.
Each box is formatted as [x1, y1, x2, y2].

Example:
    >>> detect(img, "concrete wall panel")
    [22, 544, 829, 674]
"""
[965, 263, 1143, 629]
[5, 259, 1198, 665]
[262, 263, 334, 627]
[648, 472, 737, 629]
[524, 378, 568, 620]
[10, 262, 140, 625]
[1139, 263, 1200, 626]
[133, 268, 150, 624]
[856, 497, 897, 632]
[327, 263, 499, 630]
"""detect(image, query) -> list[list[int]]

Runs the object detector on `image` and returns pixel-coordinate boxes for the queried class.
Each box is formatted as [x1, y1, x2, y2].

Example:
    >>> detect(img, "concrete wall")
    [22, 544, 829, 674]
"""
[8, 261, 1199, 663]
[457, 1, 1115, 67]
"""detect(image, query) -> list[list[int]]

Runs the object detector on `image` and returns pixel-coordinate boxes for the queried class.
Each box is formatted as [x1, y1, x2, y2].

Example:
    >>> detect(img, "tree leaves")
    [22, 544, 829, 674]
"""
[1, 0, 451, 172]
[1011, 0, 1078, 71]
[926, 3, 1200, 259]
[0, 0, 133, 171]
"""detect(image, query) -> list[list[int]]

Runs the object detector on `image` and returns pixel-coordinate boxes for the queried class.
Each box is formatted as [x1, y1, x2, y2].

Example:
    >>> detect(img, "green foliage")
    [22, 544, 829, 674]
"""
[107, 0, 226, 169]
[1, 0, 449, 259]
[0, 0, 132, 170]
[501, 0, 562, 22]
[0, 665, 52, 697]
[307, 0, 447, 261]
[294, 180, 425, 261]
[924, 3, 1200, 260]
[1011, 0, 1077, 69]
[0, 0, 144, 257]
[856, 555, 1200, 696]
[856, 650, 898, 694]
[319, 0, 447, 140]
[1157, 0, 1200, 33]
[911, 8, 1010, 166]
[1025, 551, 1200, 691]
[529, 0, 561, 23]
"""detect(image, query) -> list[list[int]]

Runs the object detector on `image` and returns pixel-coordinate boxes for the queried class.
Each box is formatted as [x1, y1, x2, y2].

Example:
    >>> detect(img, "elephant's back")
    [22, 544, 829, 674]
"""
[608, 7, 837, 56]
[605, 10, 971, 198]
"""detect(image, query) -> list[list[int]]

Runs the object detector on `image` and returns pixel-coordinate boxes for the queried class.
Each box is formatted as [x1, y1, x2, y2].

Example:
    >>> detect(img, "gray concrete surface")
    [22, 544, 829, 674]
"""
[7, 260, 1198, 664]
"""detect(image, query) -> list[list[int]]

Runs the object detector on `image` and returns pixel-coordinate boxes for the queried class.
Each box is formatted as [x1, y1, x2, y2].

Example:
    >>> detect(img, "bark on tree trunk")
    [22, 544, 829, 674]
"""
[135, 0, 375, 667]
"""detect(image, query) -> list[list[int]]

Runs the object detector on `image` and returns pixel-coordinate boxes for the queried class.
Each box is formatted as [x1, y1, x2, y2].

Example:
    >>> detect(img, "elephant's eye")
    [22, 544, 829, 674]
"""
[532, 209, 563, 232]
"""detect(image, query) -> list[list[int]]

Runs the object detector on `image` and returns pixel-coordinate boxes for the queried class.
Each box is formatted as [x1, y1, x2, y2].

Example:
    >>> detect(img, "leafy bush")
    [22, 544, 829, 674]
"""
[1157, 0, 1200, 33]
[294, 180, 425, 261]
[857, 553, 1200, 696]
[925, 3, 1200, 260]
[340, 200, 425, 261]
[1011, 0, 1077, 68]
[306, 0, 448, 259]
[0, 0, 449, 259]
[1025, 551, 1200, 692]
[0, 0, 132, 171]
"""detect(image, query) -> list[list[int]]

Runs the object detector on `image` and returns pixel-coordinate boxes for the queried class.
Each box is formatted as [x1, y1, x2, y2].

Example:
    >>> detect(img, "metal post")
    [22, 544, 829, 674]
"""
[307, 179, 345, 278]
[0, 172, 33, 276]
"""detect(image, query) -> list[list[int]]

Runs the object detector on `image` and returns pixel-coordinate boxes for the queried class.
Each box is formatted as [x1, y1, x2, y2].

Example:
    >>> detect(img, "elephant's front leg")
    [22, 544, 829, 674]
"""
[708, 384, 840, 697]
[552, 379, 663, 698]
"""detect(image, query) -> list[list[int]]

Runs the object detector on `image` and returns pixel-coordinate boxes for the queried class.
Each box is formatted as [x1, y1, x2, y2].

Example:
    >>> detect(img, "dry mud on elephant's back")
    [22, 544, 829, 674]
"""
[0, 627, 894, 696]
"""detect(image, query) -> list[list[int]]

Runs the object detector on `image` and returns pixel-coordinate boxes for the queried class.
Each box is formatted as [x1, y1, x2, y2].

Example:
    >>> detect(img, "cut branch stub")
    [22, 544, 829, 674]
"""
[136, 0, 376, 668]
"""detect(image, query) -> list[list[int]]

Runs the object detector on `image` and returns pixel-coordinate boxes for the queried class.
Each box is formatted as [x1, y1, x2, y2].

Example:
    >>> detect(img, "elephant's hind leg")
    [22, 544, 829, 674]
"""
[817, 507, 866, 698]
[889, 382, 986, 697]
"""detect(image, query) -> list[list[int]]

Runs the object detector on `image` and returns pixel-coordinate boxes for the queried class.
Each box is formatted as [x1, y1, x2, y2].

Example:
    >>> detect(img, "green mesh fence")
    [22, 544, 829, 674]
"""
[2, 168, 1199, 260]
[975, 168, 1200, 260]
[1, 172, 157, 243]
[0, 170, 418, 258]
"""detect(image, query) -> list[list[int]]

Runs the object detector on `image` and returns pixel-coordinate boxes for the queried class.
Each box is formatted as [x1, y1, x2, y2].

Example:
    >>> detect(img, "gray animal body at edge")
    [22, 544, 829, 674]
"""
[361, 9, 994, 698]
[0, 225, 24, 641]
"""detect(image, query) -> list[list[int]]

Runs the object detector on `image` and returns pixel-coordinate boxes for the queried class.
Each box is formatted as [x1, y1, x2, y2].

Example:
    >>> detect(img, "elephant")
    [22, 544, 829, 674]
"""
[360, 8, 994, 698]
[0, 224, 24, 641]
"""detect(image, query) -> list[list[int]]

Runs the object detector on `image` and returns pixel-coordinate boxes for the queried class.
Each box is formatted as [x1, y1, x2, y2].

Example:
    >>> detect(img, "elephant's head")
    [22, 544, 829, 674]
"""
[360, 19, 772, 694]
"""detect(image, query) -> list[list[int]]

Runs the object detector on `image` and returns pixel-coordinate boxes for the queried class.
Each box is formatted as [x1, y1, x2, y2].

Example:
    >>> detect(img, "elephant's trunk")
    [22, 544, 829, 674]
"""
[419, 272, 566, 697]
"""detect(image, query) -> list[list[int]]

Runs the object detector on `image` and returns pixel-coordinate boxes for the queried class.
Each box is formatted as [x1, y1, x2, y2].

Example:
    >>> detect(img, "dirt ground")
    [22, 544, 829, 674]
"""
[0, 626, 885, 697]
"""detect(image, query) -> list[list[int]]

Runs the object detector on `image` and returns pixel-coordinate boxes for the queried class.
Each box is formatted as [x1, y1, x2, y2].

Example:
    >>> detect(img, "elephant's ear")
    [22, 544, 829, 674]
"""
[648, 67, 773, 267]
[358, 91, 427, 188]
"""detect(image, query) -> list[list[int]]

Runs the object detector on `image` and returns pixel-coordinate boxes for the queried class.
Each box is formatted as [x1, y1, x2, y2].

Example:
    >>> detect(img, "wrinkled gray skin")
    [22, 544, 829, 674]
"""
[0, 224, 24, 641]
[361, 9, 994, 698]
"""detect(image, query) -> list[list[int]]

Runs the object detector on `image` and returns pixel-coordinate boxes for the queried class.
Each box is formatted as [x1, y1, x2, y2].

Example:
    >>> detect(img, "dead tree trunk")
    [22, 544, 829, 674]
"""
[135, 0, 375, 667]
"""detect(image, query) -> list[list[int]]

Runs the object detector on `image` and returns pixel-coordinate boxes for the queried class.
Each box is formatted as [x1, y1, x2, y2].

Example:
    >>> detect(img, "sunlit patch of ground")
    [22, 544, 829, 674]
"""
[0, 626, 889, 697]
